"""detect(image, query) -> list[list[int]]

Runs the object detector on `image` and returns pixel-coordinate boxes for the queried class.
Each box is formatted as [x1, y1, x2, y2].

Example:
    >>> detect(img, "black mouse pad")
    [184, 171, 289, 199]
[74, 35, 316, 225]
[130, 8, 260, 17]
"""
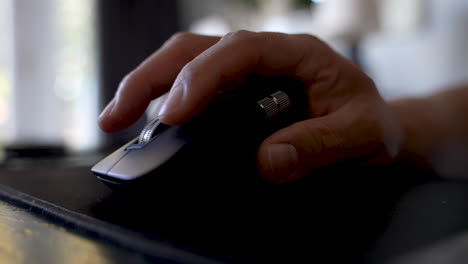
[0, 155, 439, 263]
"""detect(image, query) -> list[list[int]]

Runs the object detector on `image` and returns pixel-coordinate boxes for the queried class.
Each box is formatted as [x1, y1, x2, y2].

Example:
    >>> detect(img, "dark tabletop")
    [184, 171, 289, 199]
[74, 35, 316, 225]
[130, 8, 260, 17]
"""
[1, 154, 468, 264]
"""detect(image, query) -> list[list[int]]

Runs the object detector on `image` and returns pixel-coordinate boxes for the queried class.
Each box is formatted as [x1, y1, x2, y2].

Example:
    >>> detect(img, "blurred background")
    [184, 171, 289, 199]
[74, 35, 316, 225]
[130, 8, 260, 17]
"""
[0, 0, 468, 161]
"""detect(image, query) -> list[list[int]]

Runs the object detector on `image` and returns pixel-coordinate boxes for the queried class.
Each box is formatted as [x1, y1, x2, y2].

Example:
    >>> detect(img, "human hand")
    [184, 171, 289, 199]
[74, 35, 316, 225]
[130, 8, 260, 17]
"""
[98, 31, 404, 183]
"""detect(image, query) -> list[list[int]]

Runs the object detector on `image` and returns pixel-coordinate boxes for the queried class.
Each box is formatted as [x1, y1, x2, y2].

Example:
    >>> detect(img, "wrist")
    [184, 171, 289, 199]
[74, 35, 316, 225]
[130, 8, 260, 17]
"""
[389, 97, 440, 170]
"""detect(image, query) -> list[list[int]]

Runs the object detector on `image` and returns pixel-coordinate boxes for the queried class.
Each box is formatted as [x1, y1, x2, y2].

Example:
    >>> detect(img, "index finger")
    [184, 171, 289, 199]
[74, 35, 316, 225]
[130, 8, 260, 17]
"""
[98, 33, 220, 133]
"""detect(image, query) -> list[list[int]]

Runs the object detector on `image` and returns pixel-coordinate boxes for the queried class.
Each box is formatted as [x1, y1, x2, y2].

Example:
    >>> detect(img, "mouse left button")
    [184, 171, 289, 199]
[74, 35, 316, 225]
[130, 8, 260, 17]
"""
[91, 138, 137, 176]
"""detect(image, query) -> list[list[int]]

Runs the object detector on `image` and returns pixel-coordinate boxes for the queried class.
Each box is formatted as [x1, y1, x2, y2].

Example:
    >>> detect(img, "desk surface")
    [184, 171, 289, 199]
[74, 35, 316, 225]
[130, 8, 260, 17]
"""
[1, 156, 468, 263]
[0, 199, 153, 264]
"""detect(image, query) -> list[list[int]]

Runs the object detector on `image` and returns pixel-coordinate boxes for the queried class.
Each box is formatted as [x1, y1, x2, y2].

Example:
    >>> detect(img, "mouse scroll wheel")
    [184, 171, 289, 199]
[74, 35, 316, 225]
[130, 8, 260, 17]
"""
[138, 117, 169, 145]
[257, 90, 291, 119]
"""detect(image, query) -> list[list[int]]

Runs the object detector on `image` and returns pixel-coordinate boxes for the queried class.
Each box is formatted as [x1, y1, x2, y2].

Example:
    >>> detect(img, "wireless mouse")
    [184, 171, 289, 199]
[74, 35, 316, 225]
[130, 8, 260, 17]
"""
[91, 76, 308, 191]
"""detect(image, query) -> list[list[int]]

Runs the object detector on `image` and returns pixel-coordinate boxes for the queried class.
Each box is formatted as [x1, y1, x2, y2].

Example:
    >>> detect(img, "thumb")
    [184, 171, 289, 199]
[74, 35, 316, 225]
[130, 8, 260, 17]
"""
[257, 116, 352, 183]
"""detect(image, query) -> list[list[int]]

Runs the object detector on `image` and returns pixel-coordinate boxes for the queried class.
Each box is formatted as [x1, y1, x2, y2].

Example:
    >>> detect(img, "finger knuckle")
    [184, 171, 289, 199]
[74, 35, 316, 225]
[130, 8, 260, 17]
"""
[315, 122, 344, 152]
[360, 74, 379, 94]
[221, 30, 257, 43]
[119, 72, 135, 88]
[164, 32, 200, 61]
[177, 62, 197, 83]
[297, 34, 328, 48]
[168, 32, 195, 44]
[115, 72, 137, 97]
[297, 120, 344, 155]
[298, 33, 320, 42]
